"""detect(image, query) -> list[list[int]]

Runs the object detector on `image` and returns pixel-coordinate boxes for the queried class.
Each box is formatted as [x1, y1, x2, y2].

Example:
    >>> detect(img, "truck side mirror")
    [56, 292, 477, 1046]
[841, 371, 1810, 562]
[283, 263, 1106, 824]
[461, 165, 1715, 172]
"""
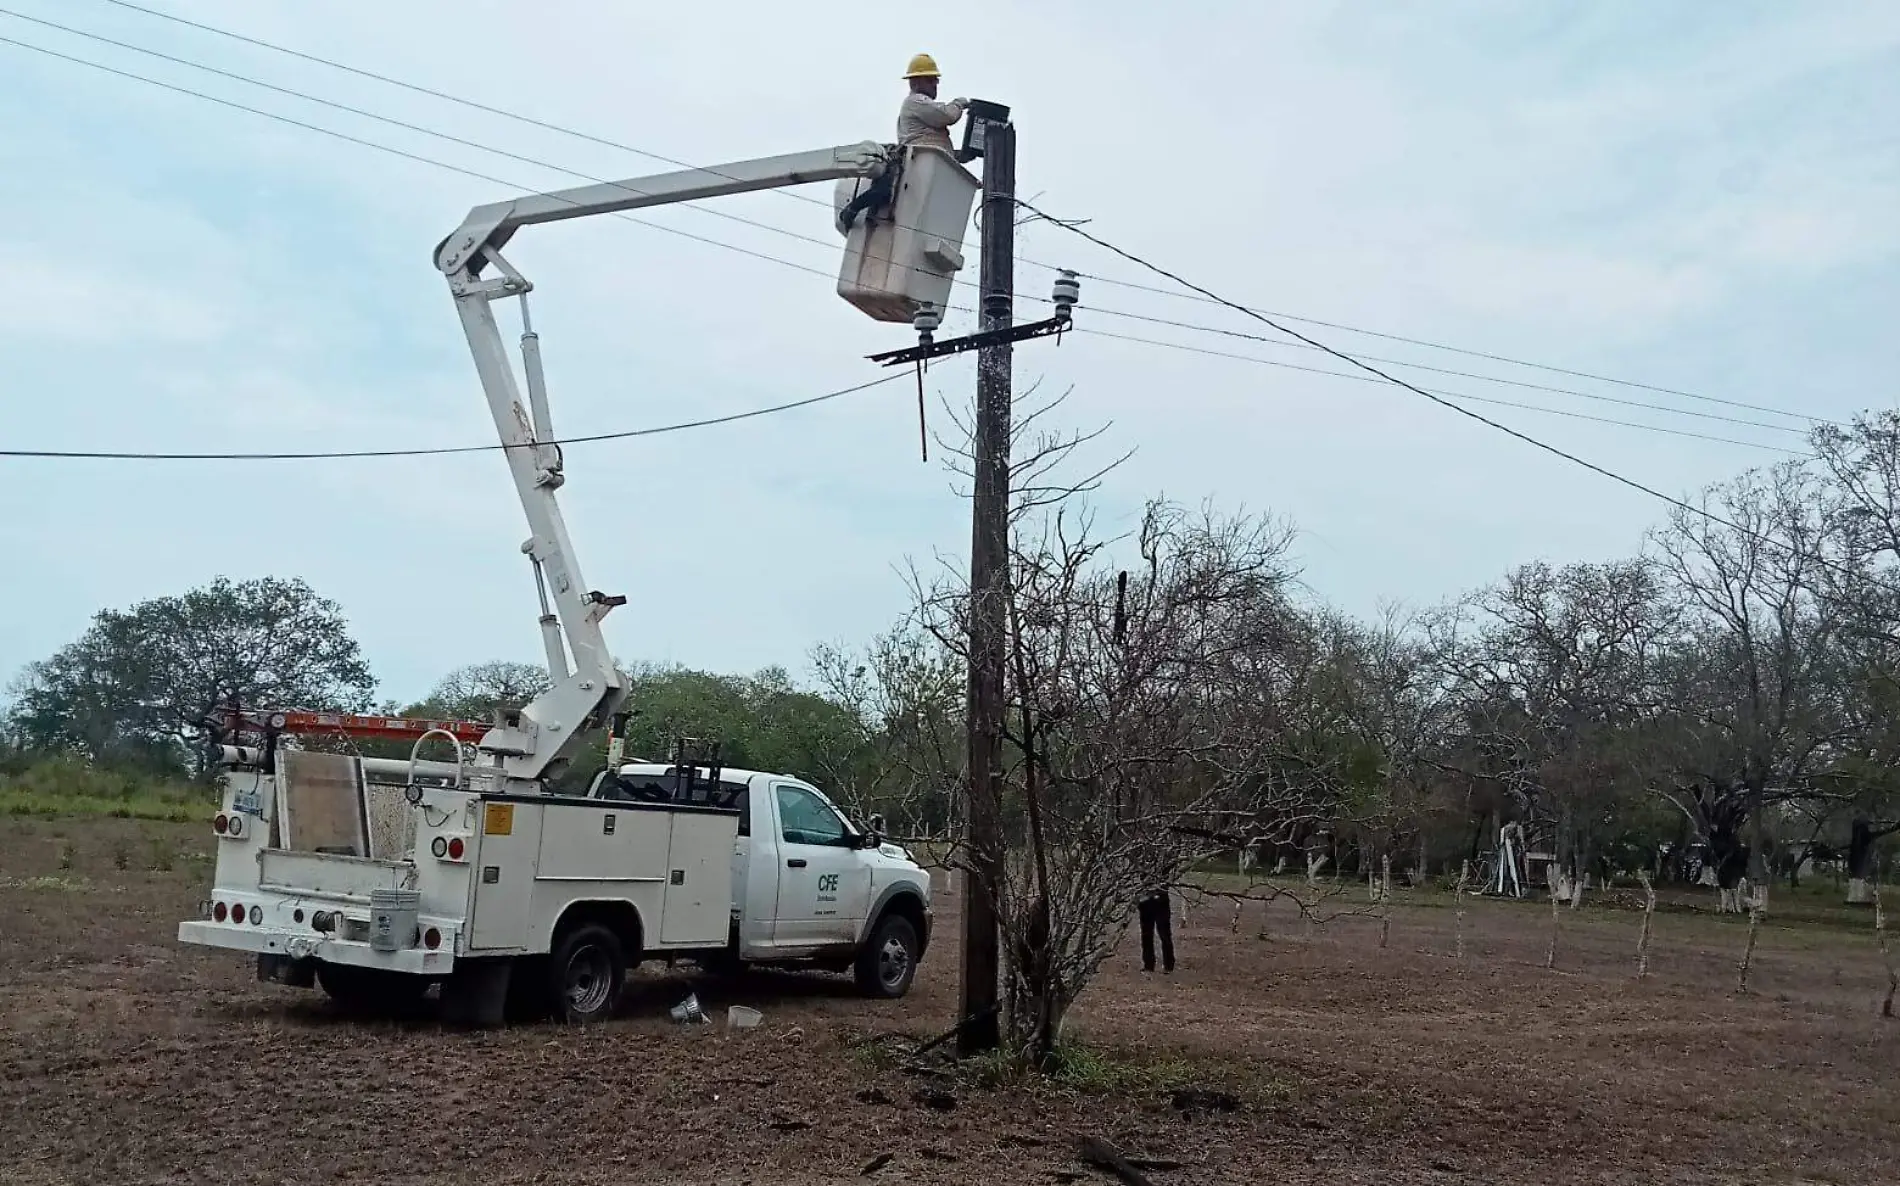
[866, 814, 886, 846]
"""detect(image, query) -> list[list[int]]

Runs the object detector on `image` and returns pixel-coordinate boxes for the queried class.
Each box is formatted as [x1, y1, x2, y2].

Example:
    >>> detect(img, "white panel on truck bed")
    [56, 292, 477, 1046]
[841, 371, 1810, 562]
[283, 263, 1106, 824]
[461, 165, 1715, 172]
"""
[660, 810, 740, 945]
[469, 799, 544, 950]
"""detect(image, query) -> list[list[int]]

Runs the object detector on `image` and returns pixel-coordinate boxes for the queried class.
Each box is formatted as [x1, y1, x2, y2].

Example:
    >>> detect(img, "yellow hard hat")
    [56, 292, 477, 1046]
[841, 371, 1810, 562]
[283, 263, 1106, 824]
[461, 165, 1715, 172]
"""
[902, 53, 940, 79]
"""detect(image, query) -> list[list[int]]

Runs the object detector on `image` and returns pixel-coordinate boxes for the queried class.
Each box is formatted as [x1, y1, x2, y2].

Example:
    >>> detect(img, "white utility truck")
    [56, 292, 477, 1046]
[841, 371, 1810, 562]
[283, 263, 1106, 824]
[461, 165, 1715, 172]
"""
[175, 137, 980, 1023]
[177, 737, 932, 1022]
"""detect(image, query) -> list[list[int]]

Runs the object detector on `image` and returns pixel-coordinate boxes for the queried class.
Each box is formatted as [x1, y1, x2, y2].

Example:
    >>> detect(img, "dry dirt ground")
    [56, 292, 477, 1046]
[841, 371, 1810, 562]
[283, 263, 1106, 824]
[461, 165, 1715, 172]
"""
[3, 818, 1898, 1186]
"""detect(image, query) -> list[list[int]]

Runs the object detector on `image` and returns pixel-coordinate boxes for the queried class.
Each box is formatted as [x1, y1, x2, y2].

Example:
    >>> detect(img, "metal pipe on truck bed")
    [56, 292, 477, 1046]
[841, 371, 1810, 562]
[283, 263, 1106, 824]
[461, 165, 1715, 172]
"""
[218, 745, 469, 782]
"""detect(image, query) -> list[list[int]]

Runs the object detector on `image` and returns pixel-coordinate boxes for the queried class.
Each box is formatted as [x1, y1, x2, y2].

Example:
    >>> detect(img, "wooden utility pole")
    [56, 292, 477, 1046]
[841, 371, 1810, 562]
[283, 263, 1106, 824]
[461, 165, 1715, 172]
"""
[958, 115, 1014, 1056]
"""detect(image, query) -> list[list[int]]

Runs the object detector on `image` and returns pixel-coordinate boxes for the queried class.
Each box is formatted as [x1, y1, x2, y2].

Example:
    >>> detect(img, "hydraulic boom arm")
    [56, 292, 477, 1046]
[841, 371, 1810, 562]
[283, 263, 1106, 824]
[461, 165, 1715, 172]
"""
[435, 142, 890, 786]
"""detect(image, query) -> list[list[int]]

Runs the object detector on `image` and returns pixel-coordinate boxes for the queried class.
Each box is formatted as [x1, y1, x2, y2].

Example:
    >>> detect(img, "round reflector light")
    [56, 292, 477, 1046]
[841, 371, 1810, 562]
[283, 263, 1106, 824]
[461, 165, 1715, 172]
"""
[430, 836, 448, 859]
[249, 905, 263, 926]
[225, 814, 244, 838]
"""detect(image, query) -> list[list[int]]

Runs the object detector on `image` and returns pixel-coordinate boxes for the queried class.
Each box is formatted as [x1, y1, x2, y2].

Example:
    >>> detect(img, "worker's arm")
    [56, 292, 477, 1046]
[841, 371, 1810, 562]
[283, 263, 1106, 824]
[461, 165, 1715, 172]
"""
[906, 95, 967, 129]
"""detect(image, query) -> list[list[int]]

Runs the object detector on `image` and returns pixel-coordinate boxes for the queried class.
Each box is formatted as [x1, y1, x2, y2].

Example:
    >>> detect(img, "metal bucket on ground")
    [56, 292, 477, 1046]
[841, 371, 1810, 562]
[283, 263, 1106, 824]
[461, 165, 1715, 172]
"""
[368, 887, 421, 952]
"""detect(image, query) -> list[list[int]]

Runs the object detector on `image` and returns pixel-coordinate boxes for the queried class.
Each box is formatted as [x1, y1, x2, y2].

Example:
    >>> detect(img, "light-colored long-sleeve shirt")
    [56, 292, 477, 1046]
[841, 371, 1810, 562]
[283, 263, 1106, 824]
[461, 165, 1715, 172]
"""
[897, 93, 966, 151]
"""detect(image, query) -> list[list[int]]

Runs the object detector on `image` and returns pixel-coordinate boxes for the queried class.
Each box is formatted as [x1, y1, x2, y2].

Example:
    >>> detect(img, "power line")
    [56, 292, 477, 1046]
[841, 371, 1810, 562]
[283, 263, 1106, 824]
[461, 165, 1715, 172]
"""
[0, 32, 877, 289]
[0, 31, 1804, 465]
[91, 0, 1797, 427]
[1080, 328, 1802, 454]
[1018, 199, 1828, 547]
[0, 373, 912, 461]
[9, 13, 1811, 443]
[0, 7, 955, 285]
[1067, 265, 1829, 420]
[1071, 304, 1827, 431]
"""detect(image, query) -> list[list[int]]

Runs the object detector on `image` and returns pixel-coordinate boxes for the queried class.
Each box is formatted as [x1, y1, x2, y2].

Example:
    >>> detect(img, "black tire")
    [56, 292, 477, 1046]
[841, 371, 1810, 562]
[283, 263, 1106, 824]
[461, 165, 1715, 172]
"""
[854, 913, 919, 999]
[547, 923, 627, 1024]
[315, 963, 428, 1016]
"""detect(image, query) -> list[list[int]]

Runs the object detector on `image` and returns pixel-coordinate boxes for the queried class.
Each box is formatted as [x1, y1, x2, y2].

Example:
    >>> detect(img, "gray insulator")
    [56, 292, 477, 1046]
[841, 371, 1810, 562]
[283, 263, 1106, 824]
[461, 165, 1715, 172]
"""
[1051, 269, 1081, 321]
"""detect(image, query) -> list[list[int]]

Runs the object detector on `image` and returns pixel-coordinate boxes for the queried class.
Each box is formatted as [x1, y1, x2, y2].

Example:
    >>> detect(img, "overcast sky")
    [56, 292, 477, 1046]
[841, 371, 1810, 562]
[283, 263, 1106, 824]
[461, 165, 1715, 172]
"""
[0, 0, 1894, 706]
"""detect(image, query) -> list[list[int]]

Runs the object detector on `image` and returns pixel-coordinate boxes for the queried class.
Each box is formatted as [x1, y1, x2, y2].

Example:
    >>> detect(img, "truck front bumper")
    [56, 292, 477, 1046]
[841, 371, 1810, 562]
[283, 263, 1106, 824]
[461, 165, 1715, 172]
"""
[178, 921, 457, 976]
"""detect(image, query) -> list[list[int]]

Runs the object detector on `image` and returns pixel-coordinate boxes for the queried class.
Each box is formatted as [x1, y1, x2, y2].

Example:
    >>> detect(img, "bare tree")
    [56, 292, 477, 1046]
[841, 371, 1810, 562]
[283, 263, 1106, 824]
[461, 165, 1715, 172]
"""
[885, 391, 1339, 1068]
[1649, 463, 1846, 903]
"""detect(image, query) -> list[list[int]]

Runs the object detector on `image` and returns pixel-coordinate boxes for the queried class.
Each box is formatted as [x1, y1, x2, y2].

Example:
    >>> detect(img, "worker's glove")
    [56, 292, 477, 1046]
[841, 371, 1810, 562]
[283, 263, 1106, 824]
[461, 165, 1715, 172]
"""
[952, 97, 969, 108]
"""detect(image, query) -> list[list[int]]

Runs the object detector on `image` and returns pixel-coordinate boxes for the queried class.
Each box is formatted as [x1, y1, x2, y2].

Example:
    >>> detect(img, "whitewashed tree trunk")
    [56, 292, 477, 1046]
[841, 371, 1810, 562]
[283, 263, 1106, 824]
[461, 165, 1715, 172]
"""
[1636, 872, 1657, 979]
[1875, 884, 1896, 1019]
[1454, 861, 1470, 963]
[1737, 883, 1768, 994]
[1542, 866, 1558, 969]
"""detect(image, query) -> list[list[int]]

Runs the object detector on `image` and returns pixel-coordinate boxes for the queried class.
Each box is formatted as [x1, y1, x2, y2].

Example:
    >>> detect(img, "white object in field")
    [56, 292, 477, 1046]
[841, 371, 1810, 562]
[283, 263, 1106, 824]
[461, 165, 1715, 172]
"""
[669, 992, 707, 1024]
[726, 1004, 762, 1029]
[834, 145, 981, 323]
[1494, 823, 1526, 898]
[434, 142, 891, 786]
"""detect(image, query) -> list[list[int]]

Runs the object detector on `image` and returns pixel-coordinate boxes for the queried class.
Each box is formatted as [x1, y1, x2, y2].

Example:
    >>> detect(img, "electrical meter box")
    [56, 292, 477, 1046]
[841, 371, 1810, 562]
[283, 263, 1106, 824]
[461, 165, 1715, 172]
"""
[834, 145, 981, 323]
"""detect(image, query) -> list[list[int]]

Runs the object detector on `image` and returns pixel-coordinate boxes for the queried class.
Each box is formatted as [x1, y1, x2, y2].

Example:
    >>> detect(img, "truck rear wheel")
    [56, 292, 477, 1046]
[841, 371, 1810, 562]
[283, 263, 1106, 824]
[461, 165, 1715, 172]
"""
[548, 923, 627, 1024]
[854, 914, 919, 999]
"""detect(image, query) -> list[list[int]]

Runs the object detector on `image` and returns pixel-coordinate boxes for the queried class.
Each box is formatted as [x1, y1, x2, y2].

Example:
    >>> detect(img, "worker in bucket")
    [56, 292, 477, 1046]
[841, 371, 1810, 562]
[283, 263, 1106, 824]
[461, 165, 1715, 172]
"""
[896, 53, 967, 151]
[839, 53, 966, 232]
[1136, 879, 1176, 974]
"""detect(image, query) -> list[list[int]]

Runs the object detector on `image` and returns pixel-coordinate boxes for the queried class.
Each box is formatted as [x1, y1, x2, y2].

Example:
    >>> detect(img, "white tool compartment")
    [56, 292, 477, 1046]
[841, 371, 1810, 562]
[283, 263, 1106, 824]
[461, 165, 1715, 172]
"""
[465, 795, 741, 954]
[835, 144, 981, 322]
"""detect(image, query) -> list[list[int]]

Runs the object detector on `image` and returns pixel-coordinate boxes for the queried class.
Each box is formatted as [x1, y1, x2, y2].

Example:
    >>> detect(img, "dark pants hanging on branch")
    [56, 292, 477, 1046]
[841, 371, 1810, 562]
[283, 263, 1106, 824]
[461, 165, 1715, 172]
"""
[1138, 891, 1175, 973]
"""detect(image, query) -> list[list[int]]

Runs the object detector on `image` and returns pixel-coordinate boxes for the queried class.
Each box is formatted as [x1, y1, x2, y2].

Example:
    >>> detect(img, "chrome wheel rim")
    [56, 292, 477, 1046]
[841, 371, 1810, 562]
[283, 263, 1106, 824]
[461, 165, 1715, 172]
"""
[563, 944, 613, 1014]
[878, 935, 911, 989]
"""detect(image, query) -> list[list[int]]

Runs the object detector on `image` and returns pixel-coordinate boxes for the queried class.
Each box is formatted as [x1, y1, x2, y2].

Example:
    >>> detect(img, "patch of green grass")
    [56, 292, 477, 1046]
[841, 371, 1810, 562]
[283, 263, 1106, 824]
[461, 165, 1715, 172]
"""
[0, 757, 211, 822]
[954, 1040, 1197, 1096]
[842, 1031, 909, 1072]
[0, 874, 92, 893]
[1, 789, 207, 823]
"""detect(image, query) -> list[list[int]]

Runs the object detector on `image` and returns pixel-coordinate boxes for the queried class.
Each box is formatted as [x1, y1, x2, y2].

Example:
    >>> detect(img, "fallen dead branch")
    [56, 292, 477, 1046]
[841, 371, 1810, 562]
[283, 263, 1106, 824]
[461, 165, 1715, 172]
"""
[1076, 1135, 1157, 1186]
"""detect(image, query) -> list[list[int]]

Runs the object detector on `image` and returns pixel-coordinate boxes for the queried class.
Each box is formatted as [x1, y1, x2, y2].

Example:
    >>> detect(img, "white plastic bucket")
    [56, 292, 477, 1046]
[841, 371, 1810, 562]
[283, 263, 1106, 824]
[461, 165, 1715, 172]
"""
[726, 1005, 762, 1030]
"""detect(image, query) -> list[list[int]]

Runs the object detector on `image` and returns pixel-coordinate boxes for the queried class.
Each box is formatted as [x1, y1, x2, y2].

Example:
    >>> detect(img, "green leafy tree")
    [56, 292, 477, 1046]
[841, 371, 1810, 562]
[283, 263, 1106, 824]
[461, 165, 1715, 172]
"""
[8, 576, 375, 776]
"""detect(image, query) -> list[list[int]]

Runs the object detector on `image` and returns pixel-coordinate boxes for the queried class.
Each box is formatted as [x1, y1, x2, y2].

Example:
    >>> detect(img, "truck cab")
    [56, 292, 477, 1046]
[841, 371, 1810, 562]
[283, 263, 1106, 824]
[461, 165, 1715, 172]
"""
[595, 763, 933, 997]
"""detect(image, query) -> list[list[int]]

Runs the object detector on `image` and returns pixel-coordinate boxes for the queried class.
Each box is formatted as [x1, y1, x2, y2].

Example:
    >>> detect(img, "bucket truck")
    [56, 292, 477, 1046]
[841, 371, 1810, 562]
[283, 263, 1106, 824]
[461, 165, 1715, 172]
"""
[173, 139, 981, 1024]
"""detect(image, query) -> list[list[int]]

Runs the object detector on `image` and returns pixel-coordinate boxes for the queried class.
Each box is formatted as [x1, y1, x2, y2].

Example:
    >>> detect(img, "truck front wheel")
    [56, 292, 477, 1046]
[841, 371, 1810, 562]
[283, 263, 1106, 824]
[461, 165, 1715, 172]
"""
[548, 923, 627, 1024]
[854, 914, 919, 999]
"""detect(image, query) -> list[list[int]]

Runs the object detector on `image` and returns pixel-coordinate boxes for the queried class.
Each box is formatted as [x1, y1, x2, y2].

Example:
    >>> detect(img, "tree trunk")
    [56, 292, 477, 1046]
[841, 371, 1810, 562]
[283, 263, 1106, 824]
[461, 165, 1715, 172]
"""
[1005, 896, 1067, 1071]
[1847, 819, 1882, 906]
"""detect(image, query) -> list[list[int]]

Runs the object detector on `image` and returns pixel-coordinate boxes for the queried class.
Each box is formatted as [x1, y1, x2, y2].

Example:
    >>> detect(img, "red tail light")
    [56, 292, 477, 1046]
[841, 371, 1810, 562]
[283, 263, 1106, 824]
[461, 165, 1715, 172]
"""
[214, 814, 229, 835]
[423, 927, 441, 950]
[447, 837, 465, 860]
[213, 902, 228, 922]
[227, 902, 243, 924]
